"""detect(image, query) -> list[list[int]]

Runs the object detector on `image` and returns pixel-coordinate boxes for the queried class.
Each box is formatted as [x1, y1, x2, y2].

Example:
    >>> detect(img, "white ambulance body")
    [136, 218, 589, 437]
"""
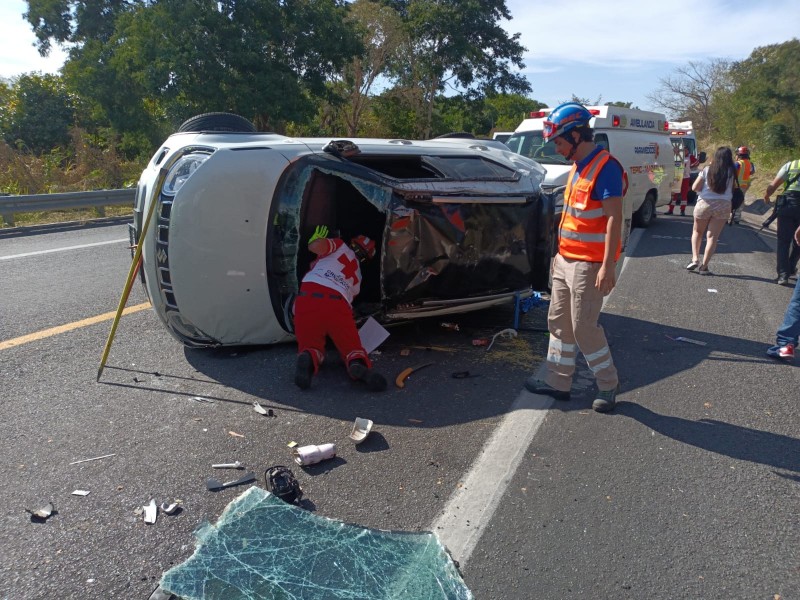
[505, 105, 675, 250]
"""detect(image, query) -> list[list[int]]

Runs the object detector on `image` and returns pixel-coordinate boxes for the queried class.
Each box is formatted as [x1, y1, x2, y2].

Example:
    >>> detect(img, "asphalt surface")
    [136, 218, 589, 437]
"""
[0, 207, 798, 599]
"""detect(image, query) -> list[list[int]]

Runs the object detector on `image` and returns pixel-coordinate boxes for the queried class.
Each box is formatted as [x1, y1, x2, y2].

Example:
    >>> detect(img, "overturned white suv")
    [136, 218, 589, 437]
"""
[131, 113, 554, 347]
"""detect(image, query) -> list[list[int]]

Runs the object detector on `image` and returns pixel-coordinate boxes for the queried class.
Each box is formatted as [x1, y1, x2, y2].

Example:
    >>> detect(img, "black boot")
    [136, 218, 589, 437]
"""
[348, 360, 387, 392]
[294, 351, 314, 390]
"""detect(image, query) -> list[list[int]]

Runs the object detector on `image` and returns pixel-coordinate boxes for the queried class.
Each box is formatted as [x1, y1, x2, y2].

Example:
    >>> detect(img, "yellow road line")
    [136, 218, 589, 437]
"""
[0, 302, 151, 351]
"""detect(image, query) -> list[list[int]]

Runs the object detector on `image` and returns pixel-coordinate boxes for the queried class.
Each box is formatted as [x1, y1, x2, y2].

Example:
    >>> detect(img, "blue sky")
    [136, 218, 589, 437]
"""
[504, 0, 800, 115]
[3, 0, 799, 120]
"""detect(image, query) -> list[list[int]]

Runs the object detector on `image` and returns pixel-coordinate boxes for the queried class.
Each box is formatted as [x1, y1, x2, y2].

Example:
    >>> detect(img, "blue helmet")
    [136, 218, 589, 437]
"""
[542, 102, 593, 141]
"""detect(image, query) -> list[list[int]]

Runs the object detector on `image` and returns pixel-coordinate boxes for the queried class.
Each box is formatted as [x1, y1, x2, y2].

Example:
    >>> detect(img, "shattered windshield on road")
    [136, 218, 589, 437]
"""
[160, 487, 472, 600]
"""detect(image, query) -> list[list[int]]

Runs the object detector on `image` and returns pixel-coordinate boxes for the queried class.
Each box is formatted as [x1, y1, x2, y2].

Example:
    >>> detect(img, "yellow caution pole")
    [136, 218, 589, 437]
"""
[97, 169, 167, 381]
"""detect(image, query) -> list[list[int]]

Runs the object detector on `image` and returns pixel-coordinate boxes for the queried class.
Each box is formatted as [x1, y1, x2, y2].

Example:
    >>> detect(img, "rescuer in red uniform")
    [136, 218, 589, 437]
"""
[293, 225, 387, 391]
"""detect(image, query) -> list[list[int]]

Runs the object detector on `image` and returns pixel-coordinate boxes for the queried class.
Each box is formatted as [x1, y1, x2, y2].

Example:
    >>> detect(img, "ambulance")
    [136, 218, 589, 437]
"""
[668, 121, 706, 204]
[504, 105, 675, 251]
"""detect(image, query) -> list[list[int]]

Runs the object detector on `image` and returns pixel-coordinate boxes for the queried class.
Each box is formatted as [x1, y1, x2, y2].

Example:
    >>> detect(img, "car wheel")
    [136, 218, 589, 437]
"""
[432, 132, 475, 139]
[177, 112, 257, 133]
[633, 193, 656, 228]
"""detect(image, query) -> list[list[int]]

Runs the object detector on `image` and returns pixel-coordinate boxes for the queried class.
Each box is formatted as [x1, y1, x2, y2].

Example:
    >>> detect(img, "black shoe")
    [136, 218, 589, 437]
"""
[524, 377, 570, 401]
[592, 385, 619, 413]
[777, 274, 790, 286]
[294, 351, 314, 390]
[348, 360, 387, 391]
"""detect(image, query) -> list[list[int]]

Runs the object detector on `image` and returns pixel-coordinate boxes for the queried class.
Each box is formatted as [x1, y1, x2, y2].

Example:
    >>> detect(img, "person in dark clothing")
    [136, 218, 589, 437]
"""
[764, 159, 800, 286]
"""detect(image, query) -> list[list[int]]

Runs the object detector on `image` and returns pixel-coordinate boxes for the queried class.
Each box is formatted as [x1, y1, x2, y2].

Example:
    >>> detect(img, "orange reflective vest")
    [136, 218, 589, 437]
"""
[736, 158, 752, 190]
[559, 149, 627, 263]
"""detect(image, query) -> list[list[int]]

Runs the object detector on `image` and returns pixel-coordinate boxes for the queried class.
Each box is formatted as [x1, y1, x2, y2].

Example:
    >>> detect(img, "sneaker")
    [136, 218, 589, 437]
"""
[698, 266, 712, 275]
[767, 343, 795, 361]
[348, 360, 387, 391]
[666, 209, 674, 215]
[592, 385, 620, 413]
[777, 274, 790, 286]
[294, 351, 314, 390]
[686, 260, 699, 271]
[524, 377, 570, 401]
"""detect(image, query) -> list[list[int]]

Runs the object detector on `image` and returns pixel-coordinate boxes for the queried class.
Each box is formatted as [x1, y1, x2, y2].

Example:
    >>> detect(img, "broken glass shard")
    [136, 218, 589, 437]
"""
[160, 487, 471, 599]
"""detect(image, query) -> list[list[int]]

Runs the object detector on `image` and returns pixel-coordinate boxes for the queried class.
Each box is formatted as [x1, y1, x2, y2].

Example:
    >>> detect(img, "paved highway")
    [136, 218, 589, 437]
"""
[0, 212, 797, 599]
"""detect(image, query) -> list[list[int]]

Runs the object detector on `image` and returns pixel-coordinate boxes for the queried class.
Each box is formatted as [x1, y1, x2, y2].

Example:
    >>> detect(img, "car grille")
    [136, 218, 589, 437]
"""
[155, 198, 178, 309]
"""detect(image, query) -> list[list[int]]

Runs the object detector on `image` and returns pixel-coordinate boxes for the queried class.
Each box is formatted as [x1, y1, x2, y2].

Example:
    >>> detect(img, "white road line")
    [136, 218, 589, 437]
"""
[432, 227, 644, 568]
[432, 391, 553, 566]
[0, 238, 128, 261]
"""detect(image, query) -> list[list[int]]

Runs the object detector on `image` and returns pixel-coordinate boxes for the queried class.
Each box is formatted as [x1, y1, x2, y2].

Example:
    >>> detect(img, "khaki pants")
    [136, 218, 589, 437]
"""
[544, 254, 618, 392]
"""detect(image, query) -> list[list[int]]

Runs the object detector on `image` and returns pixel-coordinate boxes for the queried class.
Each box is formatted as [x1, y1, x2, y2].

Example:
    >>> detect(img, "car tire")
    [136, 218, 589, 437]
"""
[177, 112, 257, 133]
[432, 132, 475, 139]
[633, 193, 656, 228]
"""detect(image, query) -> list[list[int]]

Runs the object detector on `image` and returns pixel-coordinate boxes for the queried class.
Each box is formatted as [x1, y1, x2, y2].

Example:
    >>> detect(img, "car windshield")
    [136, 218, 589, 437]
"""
[504, 131, 571, 165]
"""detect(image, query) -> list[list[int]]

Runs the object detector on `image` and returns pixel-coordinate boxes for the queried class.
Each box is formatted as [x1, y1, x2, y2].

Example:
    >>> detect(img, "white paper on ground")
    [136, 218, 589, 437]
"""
[358, 317, 390, 354]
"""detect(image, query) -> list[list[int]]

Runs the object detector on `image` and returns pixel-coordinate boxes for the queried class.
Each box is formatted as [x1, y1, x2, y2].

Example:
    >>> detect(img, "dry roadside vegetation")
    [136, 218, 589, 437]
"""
[0, 129, 146, 228]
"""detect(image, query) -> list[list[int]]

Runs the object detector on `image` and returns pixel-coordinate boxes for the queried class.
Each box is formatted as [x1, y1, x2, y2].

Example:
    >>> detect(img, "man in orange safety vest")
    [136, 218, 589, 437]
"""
[525, 102, 626, 412]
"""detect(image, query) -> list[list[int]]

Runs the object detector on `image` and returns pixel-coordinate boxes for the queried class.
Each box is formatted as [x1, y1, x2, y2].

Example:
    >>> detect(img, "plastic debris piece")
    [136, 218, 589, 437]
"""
[212, 462, 243, 469]
[440, 322, 460, 331]
[268, 409, 275, 417]
[160, 500, 182, 515]
[26, 503, 56, 520]
[519, 292, 546, 313]
[349, 418, 373, 444]
[395, 362, 434, 389]
[707, 289, 718, 293]
[471, 339, 489, 346]
[486, 328, 518, 352]
[69, 453, 116, 466]
[400, 348, 411, 356]
[228, 431, 245, 438]
[675, 336, 708, 346]
[253, 402, 268, 415]
[293, 444, 337, 466]
[207, 472, 256, 492]
[410, 345, 457, 353]
[191, 396, 215, 403]
[143, 499, 157, 524]
[72, 490, 91, 496]
[408, 419, 423, 424]
[287, 441, 298, 448]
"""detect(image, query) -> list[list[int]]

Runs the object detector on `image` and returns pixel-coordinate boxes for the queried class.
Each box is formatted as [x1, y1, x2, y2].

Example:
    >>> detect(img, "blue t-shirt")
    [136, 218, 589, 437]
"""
[571, 146, 624, 201]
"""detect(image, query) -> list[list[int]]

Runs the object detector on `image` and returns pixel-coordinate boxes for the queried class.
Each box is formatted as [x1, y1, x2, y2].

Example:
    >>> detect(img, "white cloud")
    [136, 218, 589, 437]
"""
[0, 0, 68, 80]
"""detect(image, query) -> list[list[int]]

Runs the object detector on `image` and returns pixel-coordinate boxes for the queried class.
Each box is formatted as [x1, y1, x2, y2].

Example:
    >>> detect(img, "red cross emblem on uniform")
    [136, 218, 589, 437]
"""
[338, 254, 359, 286]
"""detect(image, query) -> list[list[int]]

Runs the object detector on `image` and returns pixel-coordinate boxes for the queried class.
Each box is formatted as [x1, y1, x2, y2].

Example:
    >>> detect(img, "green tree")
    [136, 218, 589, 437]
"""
[716, 39, 800, 152]
[382, 0, 531, 138]
[646, 59, 733, 136]
[27, 0, 363, 143]
[1, 73, 75, 153]
[484, 93, 544, 132]
[329, 0, 407, 136]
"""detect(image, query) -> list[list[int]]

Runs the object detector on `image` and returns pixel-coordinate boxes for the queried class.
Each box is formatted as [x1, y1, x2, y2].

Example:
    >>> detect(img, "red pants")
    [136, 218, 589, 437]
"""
[668, 178, 691, 209]
[294, 282, 370, 374]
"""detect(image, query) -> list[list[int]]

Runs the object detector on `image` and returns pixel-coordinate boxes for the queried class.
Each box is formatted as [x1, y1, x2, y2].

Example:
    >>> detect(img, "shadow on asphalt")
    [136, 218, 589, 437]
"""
[180, 303, 552, 430]
[615, 402, 800, 475]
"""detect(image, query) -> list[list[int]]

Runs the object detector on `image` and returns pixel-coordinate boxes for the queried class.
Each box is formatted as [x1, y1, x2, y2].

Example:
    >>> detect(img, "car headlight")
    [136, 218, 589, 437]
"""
[162, 152, 211, 196]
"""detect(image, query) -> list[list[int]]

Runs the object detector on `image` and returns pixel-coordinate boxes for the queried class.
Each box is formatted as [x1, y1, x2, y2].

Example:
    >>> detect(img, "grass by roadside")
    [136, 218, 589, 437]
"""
[0, 205, 134, 229]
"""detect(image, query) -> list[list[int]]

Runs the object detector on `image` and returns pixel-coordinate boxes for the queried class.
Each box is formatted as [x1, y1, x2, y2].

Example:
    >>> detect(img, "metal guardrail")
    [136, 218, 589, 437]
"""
[0, 188, 135, 226]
